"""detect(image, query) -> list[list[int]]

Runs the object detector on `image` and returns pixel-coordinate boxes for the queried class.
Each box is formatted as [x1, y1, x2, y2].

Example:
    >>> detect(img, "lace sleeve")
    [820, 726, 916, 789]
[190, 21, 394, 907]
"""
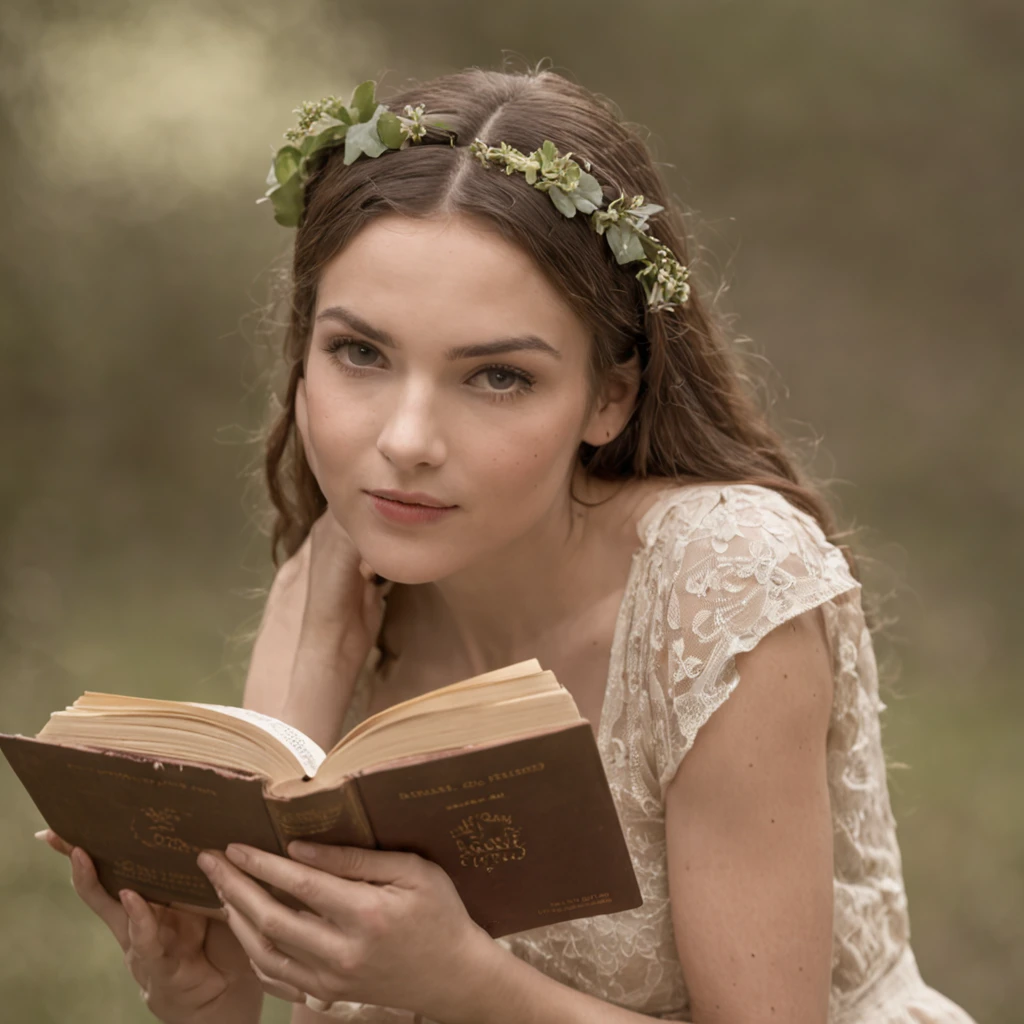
[645, 486, 861, 801]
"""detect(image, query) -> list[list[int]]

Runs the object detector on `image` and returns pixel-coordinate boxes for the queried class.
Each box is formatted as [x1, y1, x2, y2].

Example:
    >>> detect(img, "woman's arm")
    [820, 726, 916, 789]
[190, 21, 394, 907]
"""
[662, 607, 835, 1024]
[242, 539, 309, 721]
[241, 513, 404, 1022]
[243, 510, 392, 748]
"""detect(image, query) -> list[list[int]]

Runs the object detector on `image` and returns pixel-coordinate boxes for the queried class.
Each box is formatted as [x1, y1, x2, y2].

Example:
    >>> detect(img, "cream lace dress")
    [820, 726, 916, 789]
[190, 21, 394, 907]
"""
[306, 483, 977, 1023]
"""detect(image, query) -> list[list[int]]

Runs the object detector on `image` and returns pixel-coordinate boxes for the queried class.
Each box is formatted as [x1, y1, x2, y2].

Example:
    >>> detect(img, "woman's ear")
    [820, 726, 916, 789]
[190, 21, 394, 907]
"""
[294, 376, 320, 479]
[581, 349, 642, 447]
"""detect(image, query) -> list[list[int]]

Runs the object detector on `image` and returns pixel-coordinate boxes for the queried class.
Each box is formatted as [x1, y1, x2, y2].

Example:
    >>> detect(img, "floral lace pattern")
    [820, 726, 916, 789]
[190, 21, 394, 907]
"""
[312, 483, 976, 1023]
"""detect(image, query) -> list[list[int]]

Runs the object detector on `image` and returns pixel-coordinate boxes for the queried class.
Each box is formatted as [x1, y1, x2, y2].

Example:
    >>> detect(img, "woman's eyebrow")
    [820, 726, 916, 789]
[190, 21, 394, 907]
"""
[314, 305, 562, 361]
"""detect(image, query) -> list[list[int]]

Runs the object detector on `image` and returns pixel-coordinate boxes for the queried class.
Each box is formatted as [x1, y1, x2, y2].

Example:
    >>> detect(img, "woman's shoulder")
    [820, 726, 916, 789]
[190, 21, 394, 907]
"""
[635, 479, 860, 599]
[634, 478, 797, 545]
[621, 479, 865, 798]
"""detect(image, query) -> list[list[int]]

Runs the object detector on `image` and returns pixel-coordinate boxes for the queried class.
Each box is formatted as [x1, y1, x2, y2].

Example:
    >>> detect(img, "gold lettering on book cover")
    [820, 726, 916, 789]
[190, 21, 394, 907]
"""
[112, 858, 211, 897]
[273, 805, 350, 835]
[536, 890, 614, 915]
[399, 763, 545, 802]
[398, 783, 457, 800]
[445, 791, 505, 812]
[450, 811, 526, 873]
[486, 761, 544, 783]
[67, 762, 216, 796]
[130, 807, 200, 855]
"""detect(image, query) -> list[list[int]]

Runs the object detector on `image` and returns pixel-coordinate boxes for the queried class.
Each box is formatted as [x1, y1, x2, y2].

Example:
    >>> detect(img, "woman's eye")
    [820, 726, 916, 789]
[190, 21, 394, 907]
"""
[338, 340, 379, 367]
[322, 337, 535, 402]
[476, 368, 518, 391]
[466, 365, 536, 400]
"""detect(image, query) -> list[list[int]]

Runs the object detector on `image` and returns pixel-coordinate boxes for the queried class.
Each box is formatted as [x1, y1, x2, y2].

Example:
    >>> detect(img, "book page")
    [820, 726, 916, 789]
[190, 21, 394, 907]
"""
[305, 688, 582, 790]
[187, 703, 325, 777]
[333, 659, 547, 751]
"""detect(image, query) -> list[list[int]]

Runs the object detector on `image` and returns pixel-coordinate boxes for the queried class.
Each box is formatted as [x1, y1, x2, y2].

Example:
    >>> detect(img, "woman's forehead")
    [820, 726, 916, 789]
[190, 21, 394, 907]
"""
[315, 215, 589, 346]
[322, 214, 528, 285]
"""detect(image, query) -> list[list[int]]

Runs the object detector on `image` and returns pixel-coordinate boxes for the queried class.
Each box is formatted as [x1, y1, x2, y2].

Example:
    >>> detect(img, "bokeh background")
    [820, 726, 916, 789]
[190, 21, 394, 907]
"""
[1, 1, 1020, 1021]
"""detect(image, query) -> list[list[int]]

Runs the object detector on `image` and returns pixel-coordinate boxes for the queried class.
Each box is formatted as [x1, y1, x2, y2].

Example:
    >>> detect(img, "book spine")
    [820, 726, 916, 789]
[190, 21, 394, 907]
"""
[254, 782, 376, 915]
[263, 778, 376, 849]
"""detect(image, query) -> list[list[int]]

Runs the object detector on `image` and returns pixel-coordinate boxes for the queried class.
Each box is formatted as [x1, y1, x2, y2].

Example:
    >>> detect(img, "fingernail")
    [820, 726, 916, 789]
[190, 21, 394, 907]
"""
[288, 841, 317, 861]
[224, 843, 249, 866]
[70, 847, 86, 871]
[33, 829, 49, 842]
[196, 851, 216, 874]
[119, 890, 136, 918]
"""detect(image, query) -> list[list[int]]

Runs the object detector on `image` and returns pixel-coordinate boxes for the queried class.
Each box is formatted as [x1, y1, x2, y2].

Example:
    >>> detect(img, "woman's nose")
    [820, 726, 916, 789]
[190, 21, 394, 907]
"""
[375, 384, 447, 468]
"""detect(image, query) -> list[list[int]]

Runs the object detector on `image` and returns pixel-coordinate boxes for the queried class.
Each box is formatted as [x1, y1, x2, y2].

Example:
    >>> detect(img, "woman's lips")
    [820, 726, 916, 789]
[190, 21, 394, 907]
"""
[368, 493, 458, 525]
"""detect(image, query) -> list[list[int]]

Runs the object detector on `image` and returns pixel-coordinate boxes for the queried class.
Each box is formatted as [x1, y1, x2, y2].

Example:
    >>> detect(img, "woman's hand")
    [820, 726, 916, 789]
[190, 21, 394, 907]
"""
[37, 829, 290, 1024]
[197, 841, 499, 1022]
[292, 507, 394, 655]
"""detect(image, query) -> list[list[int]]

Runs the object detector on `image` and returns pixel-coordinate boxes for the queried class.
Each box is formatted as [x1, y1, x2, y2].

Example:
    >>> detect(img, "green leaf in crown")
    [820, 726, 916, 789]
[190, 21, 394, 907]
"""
[257, 84, 691, 311]
[256, 82, 447, 227]
[468, 139, 690, 311]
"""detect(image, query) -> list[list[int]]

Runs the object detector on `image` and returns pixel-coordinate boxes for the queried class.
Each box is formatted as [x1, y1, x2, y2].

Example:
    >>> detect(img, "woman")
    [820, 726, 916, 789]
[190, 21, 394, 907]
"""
[42, 66, 978, 1023]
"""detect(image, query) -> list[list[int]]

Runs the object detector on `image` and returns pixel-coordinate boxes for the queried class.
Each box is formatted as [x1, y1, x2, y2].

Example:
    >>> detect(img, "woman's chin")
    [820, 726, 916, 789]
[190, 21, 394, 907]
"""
[351, 513, 480, 586]
[361, 556, 449, 588]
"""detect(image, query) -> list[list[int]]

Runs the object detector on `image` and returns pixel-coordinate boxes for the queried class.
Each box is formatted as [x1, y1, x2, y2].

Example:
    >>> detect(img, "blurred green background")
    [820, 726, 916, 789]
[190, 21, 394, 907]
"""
[1, 1, 1020, 1021]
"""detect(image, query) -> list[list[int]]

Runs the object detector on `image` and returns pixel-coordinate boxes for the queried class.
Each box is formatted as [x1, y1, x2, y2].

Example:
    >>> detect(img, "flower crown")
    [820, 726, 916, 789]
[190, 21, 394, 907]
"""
[259, 81, 691, 311]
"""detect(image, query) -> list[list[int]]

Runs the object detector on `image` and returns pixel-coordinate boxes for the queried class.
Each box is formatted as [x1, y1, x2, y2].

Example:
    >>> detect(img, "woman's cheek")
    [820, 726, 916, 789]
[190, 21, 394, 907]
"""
[476, 425, 581, 521]
[303, 416, 365, 506]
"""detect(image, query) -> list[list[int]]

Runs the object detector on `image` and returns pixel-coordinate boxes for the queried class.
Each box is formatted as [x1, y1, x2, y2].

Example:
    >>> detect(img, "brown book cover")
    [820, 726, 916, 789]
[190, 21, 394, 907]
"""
[2, 723, 642, 937]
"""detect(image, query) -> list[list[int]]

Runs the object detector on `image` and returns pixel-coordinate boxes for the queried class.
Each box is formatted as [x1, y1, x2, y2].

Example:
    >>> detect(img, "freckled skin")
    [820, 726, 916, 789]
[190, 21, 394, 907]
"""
[294, 213, 616, 590]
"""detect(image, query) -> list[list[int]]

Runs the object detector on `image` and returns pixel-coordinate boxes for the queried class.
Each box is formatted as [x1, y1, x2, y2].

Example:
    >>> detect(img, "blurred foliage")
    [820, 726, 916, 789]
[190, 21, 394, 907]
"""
[0, 0, 1020, 1021]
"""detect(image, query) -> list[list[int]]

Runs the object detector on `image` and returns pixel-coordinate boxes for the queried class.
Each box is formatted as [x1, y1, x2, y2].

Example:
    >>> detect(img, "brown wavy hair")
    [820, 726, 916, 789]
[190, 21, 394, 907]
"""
[260, 66, 884, 633]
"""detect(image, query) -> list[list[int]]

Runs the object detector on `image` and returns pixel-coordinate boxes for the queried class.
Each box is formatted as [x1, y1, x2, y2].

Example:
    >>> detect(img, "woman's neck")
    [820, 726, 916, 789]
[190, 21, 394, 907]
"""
[382, 474, 676, 679]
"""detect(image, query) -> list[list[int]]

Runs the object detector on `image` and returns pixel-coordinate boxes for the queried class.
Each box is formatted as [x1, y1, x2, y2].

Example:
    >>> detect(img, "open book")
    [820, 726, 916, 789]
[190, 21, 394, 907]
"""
[1, 659, 641, 937]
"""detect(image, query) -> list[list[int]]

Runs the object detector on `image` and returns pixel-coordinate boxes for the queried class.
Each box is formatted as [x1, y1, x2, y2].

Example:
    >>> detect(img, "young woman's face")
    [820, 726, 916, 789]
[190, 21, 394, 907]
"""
[295, 213, 612, 585]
